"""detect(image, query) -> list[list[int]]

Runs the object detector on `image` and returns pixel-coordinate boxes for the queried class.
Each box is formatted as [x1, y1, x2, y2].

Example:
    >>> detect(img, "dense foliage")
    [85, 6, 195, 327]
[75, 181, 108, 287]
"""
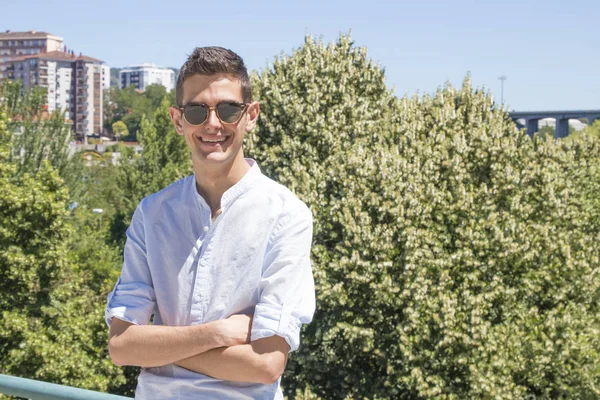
[109, 97, 191, 246]
[0, 80, 86, 200]
[103, 83, 177, 139]
[0, 104, 124, 394]
[249, 35, 600, 399]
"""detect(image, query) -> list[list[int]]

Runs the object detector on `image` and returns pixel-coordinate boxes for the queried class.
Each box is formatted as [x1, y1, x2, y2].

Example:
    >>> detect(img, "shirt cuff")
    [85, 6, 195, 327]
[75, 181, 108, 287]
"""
[105, 279, 155, 327]
[251, 303, 302, 352]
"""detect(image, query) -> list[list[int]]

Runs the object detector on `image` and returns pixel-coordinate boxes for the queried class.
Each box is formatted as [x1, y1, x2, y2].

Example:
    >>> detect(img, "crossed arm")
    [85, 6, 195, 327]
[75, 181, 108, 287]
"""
[108, 315, 289, 384]
[107, 202, 313, 385]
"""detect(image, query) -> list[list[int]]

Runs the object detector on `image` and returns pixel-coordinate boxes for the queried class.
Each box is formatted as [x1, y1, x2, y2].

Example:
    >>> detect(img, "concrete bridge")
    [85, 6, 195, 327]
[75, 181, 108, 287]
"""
[509, 110, 600, 138]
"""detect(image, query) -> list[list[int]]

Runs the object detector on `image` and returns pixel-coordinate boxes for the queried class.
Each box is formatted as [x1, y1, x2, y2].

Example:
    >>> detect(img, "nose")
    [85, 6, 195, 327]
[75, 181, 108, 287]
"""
[204, 107, 222, 130]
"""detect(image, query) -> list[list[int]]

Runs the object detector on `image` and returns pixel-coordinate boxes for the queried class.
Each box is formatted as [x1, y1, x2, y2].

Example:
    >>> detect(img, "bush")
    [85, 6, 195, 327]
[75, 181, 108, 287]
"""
[251, 35, 600, 399]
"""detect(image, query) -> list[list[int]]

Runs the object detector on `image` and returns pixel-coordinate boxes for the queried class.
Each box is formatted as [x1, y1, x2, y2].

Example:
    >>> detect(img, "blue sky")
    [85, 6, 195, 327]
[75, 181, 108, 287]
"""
[1, 0, 598, 111]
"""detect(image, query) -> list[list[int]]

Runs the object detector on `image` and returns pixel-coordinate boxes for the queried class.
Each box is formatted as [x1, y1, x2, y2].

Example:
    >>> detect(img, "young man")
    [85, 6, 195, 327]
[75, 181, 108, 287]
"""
[105, 47, 315, 399]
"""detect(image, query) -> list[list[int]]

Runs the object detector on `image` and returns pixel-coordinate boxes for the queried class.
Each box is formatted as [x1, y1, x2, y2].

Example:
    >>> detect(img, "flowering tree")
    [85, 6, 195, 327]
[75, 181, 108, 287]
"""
[250, 34, 600, 399]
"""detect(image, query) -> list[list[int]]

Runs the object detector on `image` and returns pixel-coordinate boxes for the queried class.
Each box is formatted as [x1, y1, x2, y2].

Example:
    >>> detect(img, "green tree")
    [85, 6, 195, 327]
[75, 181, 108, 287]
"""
[537, 125, 555, 139]
[566, 119, 600, 142]
[111, 97, 191, 246]
[104, 86, 152, 138]
[561, 120, 600, 256]
[0, 106, 125, 393]
[588, 119, 600, 136]
[0, 79, 87, 204]
[112, 120, 129, 141]
[0, 79, 47, 121]
[104, 84, 176, 140]
[250, 34, 600, 399]
[144, 83, 168, 109]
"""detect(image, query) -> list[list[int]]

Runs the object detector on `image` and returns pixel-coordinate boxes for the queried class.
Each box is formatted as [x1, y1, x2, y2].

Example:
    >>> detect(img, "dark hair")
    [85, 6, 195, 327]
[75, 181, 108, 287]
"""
[176, 46, 252, 106]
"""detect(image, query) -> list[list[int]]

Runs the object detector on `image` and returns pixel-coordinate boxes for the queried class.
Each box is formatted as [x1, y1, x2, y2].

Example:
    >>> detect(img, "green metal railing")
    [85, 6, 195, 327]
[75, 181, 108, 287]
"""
[0, 374, 132, 400]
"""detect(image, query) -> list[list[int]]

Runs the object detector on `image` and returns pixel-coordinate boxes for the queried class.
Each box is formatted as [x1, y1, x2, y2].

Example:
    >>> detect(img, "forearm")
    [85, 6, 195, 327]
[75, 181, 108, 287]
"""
[108, 320, 225, 368]
[175, 337, 288, 384]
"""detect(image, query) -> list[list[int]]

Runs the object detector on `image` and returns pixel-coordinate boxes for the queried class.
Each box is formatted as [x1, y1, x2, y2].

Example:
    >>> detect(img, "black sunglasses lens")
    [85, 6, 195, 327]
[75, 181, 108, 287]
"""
[184, 105, 208, 125]
[217, 103, 243, 123]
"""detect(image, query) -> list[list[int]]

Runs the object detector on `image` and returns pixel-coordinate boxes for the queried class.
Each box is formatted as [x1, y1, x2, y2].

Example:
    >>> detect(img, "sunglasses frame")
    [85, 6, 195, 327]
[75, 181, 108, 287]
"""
[179, 101, 250, 126]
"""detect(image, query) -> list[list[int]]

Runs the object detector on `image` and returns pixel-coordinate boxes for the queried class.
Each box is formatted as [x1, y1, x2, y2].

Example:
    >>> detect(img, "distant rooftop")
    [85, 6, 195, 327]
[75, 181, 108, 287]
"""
[10, 50, 103, 64]
[0, 30, 63, 40]
[121, 63, 173, 70]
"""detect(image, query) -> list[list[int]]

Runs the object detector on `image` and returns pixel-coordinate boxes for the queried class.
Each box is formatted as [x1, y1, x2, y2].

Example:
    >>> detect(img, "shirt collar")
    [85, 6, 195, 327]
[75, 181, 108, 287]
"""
[194, 159, 261, 211]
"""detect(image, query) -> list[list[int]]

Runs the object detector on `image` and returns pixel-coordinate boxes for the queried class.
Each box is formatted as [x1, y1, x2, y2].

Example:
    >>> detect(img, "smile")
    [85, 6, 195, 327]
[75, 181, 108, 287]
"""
[198, 136, 229, 144]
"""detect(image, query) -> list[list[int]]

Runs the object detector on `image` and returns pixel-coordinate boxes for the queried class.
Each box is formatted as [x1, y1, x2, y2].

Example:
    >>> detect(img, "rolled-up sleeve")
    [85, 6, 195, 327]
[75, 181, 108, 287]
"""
[105, 202, 156, 327]
[251, 204, 316, 352]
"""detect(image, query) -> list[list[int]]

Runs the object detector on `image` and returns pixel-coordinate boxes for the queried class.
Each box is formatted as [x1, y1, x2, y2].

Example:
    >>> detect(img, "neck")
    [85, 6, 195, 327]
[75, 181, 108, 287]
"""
[193, 154, 250, 216]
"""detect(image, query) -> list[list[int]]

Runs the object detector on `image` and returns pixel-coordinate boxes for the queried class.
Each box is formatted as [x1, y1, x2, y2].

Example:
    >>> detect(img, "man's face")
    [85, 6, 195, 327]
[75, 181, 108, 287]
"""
[170, 74, 259, 169]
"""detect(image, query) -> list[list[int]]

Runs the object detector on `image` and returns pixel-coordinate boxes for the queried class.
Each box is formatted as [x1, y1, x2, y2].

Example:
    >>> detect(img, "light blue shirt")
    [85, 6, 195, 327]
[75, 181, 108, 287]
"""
[105, 160, 316, 399]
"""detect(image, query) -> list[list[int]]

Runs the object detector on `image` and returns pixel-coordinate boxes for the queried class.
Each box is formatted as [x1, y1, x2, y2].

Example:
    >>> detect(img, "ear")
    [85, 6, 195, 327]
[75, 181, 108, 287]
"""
[244, 102, 260, 132]
[169, 106, 185, 135]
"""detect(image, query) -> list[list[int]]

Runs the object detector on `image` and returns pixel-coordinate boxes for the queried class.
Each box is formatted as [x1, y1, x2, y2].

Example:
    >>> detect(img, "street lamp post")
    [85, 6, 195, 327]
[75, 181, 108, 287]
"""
[498, 75, 507, 105]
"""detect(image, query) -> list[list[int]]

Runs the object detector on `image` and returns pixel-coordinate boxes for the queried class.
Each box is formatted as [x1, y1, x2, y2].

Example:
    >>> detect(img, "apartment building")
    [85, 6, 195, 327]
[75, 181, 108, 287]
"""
[119, 63, 175, 92]
[0, 30, 63, 80]
[101, 64, 111, 90]
[8, 50, 104, 136]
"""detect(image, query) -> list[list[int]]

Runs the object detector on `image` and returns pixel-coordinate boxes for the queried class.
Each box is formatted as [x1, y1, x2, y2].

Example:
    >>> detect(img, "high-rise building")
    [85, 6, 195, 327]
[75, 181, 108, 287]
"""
[0, 30, 63, 81]
[8, 50, 105, 136]
[119, 63, 175, 92]
[101, 64, 111, 90]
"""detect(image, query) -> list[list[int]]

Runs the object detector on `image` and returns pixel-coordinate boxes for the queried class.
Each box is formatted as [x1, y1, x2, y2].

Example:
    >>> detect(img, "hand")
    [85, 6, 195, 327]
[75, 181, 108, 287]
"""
[215, 314, 252, 347]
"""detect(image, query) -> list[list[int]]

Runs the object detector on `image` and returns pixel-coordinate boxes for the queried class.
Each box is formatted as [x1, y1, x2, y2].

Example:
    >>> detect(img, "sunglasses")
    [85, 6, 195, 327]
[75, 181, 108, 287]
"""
[179, 101, 250, 126]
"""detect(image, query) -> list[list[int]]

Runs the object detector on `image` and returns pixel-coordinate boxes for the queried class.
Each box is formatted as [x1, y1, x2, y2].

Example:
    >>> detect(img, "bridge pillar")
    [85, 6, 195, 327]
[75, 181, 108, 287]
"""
[556, 117, 569, 138]
[526, 119, 539, 136]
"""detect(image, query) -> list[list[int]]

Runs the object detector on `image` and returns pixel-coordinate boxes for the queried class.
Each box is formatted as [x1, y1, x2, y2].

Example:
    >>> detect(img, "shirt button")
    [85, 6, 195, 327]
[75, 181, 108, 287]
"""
[203, 226, 209, 232]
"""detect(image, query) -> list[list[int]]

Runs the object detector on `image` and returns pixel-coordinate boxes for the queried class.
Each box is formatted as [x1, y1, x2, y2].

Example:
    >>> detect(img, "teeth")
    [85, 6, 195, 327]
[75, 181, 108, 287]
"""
[201, 137, 227, 143]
